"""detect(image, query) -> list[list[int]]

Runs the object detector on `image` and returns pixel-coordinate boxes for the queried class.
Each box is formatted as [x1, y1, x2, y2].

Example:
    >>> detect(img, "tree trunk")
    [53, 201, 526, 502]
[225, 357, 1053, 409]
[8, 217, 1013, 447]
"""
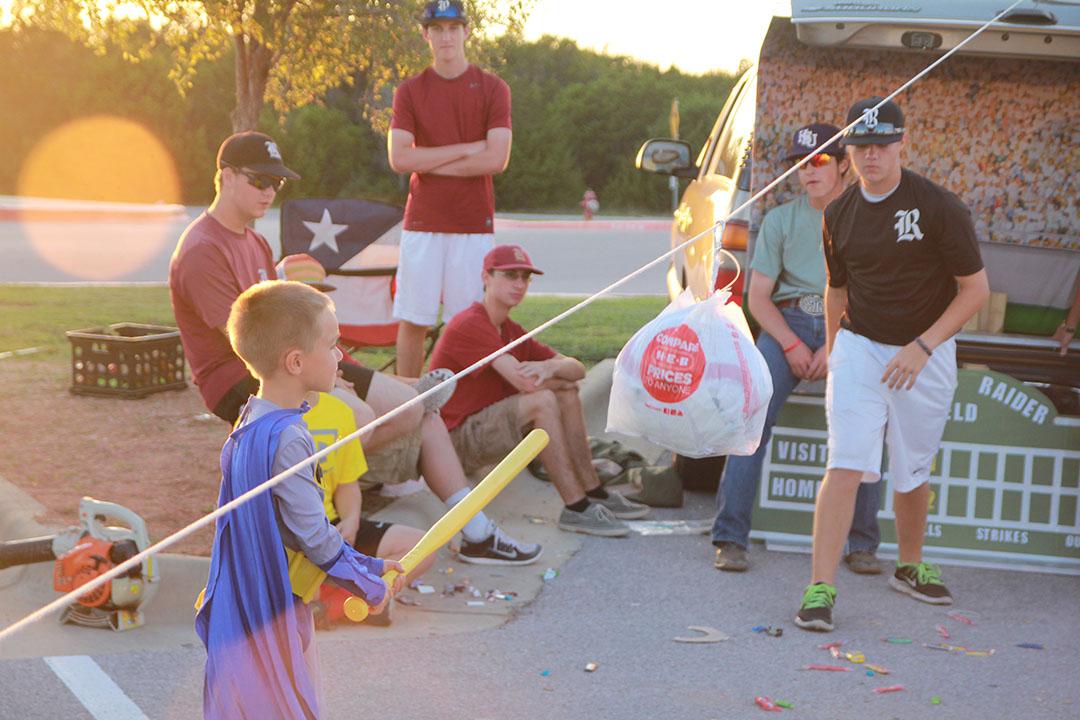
[231, 34, 274, 132]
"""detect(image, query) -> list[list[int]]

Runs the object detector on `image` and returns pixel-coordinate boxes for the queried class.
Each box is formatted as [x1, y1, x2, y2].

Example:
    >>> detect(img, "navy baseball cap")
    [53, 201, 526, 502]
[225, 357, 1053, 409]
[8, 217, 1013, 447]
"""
[216, 132, 299, 179]
[784, 123, 844, 161]
[843, 97, 905, 146]
[420, 0, 468, 26]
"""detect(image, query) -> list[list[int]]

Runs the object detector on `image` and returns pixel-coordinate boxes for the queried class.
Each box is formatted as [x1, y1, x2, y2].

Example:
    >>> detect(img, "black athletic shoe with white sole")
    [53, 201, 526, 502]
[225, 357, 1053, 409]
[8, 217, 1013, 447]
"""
[889, 562, 954, 605]
[794, 582, 836, 632]
[458, 528, 542, 566]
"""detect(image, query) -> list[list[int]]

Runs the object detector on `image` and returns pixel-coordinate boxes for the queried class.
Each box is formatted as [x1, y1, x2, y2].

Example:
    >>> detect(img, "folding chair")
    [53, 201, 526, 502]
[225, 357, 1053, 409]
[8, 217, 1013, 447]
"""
[279, 198, 441, 373]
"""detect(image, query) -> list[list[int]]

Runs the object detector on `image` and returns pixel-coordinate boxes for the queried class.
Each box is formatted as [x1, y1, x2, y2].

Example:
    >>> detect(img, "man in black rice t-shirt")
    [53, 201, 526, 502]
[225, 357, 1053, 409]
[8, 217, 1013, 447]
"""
[794, 98, 990, 633]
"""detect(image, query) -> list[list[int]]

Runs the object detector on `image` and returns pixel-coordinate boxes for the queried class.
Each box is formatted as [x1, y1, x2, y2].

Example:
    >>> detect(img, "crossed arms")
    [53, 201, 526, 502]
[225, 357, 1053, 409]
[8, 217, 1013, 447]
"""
[388, 127, 512, 177]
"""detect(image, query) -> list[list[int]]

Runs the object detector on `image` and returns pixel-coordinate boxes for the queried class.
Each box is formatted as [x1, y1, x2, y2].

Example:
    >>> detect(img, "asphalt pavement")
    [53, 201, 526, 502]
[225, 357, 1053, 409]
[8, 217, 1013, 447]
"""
[1, 363, 1078, 719]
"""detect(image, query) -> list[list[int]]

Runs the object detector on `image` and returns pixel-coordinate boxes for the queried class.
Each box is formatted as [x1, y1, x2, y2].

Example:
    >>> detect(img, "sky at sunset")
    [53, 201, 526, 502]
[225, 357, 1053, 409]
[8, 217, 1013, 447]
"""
[524, 0, 790, 74]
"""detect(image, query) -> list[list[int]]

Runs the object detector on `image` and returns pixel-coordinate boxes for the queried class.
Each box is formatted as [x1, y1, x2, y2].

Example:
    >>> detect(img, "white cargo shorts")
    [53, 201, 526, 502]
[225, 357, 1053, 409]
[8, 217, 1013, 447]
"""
[825, 329, 957, 493]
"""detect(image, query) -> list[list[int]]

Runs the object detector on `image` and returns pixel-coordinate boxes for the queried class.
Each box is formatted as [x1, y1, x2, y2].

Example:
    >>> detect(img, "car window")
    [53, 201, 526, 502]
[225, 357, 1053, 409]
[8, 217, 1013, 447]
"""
[709, 74, 757, 180]
[695, 114, 723, 180]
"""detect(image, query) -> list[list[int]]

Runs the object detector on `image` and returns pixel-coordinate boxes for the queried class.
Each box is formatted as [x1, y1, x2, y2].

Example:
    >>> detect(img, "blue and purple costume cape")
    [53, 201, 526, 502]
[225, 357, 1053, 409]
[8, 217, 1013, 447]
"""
[195, 405, 387, 719]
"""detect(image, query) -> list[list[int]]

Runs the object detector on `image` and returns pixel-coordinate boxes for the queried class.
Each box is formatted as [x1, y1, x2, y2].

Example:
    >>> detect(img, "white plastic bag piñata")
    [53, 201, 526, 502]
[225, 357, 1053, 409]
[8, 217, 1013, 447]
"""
[606, 289, 773, 458]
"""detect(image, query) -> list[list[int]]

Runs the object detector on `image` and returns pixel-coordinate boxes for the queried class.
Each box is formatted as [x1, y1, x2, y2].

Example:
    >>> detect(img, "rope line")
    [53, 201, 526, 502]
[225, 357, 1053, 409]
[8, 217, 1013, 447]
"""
[0, 0, 1024, 645]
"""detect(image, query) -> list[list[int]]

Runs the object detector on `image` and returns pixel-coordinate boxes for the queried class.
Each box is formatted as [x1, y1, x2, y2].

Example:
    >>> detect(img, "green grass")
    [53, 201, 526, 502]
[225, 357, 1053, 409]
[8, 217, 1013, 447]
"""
[0, 285, 176, 358]
[0, 285, 667, 366]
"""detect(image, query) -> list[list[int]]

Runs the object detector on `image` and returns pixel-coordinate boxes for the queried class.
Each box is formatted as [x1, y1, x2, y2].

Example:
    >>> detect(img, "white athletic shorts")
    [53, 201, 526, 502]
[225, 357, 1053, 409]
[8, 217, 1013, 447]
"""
[392, 231, 495, 326]
[825, 328, 957, 494]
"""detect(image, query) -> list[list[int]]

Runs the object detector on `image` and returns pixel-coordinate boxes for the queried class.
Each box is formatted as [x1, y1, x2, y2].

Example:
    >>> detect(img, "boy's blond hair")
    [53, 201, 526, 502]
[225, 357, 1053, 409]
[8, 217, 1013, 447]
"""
[227, 280, 335, 380]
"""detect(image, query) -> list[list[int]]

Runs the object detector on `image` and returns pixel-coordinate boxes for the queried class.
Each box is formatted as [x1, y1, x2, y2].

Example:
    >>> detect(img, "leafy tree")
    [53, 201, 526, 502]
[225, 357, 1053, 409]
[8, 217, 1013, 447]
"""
[11, 0, 532, 131]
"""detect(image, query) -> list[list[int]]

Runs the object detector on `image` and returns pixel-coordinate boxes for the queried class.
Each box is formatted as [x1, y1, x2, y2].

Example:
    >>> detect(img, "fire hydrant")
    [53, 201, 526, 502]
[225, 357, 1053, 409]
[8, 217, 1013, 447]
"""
[581, 189, 599, 221]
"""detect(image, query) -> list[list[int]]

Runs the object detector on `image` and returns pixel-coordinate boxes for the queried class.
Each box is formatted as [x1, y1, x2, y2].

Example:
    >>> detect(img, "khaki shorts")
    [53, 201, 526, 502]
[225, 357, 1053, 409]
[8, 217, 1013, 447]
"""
[449, 395, 525, 476]
[361, 424, 423, 490]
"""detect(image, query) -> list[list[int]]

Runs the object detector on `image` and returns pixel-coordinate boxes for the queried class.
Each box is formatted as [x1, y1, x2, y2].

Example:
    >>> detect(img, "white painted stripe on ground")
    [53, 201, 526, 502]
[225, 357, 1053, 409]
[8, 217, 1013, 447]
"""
[44, 655, 149, 720]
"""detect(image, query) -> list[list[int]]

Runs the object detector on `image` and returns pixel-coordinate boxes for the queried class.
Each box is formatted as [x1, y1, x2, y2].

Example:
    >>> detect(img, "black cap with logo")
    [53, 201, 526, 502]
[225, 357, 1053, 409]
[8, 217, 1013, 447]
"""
[842, 97, 905, 146]
[784, 123, 844, 161]
[420, 0, 468, 27]
[216, 132, 300, 179]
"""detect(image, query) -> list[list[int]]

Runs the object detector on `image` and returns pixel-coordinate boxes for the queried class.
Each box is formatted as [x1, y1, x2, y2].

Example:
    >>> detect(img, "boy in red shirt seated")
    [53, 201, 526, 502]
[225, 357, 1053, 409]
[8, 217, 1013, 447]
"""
[430, 245, 649, 538]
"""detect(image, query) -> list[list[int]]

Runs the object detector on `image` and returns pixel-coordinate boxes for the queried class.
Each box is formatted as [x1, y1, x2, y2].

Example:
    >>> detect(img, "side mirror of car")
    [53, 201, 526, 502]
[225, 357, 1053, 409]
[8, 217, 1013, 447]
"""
[635, 139, 696, 179]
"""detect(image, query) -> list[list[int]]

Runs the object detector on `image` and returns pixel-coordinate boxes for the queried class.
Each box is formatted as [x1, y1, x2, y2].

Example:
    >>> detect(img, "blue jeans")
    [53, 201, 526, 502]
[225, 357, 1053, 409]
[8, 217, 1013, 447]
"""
[711, 306, 880, 553]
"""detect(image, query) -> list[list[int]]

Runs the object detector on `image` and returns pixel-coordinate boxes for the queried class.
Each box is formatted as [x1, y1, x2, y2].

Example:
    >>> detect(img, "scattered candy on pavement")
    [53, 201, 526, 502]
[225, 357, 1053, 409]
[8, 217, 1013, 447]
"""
[845, 651, 866, 664]
[931, 695, 942, 705]
[864, 663, 891, 675]
[947, 611, 977, 625]
[803, 664, 853, 672]
[819, 641, 843, 650]
[585, 662, 598, 672]
[754, 696, 782, 712]
[883, 637, 914, 644]
[866, 671, 875, 677]
[936, 624, 951, 639]
[874, 685, 906, 694]
[540, 670, 551, 677]
[775, 700, 795, 709]
[541, 568, 558, 582]
[1016, 643, 1044, 650]
[925, 643, 995, 656]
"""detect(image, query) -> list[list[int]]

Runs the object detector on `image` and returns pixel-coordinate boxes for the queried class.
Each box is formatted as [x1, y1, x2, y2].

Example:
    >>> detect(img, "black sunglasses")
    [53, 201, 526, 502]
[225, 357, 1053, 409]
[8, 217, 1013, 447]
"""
[228, 166, 287, 192]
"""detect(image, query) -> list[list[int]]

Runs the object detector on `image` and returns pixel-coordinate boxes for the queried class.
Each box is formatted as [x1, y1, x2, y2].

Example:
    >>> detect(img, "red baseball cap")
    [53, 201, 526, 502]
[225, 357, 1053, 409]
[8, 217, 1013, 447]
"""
[483, 244, 544, 275]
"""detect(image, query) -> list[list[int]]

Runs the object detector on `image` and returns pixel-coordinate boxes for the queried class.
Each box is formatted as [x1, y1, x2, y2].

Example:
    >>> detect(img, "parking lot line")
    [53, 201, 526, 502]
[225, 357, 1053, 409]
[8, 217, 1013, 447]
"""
[44, 655, 149, 720]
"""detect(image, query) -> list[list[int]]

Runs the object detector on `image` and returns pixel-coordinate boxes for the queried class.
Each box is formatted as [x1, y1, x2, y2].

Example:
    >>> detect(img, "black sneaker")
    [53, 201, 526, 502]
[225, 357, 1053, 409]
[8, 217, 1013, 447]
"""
[794, 582, 836, 632]
[889, 562, 954, 605]
[713, 542, 749, 572]
[458, 528, 542, 566]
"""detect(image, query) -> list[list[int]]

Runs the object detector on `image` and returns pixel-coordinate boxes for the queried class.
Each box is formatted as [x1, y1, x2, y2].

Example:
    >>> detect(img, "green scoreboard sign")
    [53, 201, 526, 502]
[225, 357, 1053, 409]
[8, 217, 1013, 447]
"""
[751, 369, 1080, 575]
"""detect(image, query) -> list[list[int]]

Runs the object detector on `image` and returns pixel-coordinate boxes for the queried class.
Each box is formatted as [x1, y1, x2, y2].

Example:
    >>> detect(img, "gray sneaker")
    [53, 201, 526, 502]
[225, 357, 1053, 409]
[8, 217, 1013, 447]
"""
[415, 368, 456, 413]
[591, 490, 650, 519]
[558, 503, 630, 537]
[844, 550, 882, 575]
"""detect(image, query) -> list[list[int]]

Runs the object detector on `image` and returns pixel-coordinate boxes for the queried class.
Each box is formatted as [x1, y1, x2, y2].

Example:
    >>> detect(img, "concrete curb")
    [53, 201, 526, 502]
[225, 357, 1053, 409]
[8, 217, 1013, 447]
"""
[0, 474, 54, 543]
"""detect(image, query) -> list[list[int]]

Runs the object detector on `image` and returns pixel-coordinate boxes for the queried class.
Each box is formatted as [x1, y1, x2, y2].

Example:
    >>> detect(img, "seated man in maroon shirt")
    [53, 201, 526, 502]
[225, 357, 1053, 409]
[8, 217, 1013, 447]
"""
[430, 245, 650, 538]
[169, 133, 541, 566]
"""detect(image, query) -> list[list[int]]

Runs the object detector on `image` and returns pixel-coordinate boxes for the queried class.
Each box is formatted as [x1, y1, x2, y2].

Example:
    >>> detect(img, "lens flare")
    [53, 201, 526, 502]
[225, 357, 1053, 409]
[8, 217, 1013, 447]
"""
[15, 116, 182, 280]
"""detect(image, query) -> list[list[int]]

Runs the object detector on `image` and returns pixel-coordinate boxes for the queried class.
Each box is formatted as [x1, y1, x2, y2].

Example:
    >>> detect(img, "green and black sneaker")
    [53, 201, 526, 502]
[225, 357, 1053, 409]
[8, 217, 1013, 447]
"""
[794, 582, 837, 632]
[889, 561, 954, 605]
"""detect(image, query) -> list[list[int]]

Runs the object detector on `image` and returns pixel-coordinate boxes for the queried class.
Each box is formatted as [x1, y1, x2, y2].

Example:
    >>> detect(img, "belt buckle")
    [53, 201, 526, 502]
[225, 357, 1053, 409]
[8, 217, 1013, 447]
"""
[798, 294, 824, 316]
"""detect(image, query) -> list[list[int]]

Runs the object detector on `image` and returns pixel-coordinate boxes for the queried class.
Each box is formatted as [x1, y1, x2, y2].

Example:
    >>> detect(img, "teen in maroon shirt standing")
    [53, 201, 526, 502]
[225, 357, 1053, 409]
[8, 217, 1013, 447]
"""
[388, 0, 513, 378]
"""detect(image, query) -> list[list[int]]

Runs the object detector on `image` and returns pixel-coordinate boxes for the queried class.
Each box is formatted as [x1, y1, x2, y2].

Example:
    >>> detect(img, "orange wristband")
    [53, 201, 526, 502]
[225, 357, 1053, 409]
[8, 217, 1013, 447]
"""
[783, 339, 802, 354]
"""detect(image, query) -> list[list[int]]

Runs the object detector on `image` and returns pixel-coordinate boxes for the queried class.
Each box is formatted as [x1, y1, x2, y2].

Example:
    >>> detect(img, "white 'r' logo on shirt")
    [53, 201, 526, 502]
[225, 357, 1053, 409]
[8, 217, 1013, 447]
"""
[863, 108, 879, 129]
[894, 209, 924, 243]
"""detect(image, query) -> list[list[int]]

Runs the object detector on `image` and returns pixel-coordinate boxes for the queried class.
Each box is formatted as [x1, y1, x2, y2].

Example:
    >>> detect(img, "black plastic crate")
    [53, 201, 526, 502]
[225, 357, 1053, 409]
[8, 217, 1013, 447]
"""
[66, 323, 187, 398]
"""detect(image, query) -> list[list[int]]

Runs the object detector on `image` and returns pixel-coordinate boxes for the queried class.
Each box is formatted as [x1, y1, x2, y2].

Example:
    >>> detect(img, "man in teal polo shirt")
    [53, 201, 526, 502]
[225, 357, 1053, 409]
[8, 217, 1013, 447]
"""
[711, 123, 881, 573]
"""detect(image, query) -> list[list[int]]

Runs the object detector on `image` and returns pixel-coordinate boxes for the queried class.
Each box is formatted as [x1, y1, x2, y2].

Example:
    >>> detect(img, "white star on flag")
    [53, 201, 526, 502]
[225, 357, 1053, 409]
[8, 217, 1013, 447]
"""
[303, 208, 348, 254]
